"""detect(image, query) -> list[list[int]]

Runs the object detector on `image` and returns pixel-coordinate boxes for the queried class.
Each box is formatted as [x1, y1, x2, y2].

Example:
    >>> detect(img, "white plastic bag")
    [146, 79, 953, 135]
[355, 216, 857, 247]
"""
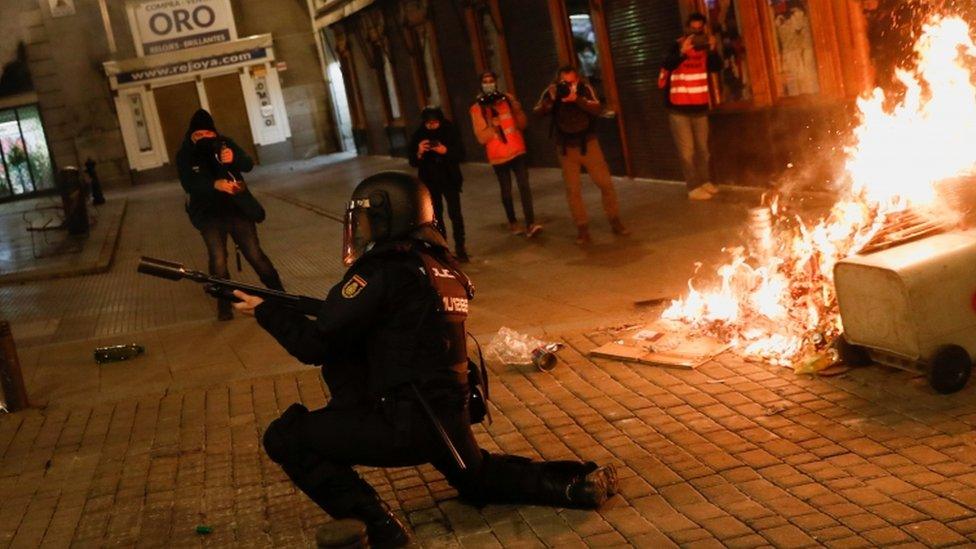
[485, 327, 548, 365]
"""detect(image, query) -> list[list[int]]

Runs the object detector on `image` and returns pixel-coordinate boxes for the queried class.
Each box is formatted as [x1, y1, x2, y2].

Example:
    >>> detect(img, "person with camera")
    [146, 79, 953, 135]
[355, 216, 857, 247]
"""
[176, 109, 284, 321]
[470, 71, 542, 238]
[230, 172, 619, 547]
[409, 106, 469, 262]
[533, 66, 628, 245]
[660, 13, 723, 201]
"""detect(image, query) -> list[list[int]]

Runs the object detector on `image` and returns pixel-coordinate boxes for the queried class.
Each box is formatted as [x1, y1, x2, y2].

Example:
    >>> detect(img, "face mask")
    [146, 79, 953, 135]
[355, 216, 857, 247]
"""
[481, 82, 497, 94]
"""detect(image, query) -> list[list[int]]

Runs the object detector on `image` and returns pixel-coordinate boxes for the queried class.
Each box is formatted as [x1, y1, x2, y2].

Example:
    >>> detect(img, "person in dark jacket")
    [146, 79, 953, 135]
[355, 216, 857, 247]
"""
[408, 106, 469, 262]
[231, 172, 619, 547]
[176, 109, 284, 320]
[660, 13, 723, 201]
[533, 66, 629, 245]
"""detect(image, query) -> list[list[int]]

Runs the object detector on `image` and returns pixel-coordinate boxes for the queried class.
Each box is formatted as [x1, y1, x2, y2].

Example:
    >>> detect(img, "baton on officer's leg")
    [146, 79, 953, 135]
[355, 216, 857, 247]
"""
[410, 383, 467, 472]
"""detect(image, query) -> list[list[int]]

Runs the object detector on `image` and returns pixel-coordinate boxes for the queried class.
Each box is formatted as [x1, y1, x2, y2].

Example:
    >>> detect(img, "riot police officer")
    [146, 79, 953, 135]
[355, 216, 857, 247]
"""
[232, 172, 617, 546]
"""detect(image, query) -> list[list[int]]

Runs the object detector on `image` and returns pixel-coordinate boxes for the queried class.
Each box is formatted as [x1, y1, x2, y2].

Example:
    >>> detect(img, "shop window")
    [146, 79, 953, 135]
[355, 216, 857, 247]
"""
[765, 0, 820, 97]
[464, 1, 515, 96]
[565, 0, 604, 98]
[420, 34, 441, 108]
[382, 54, 402, 120]
[478, 8, 508, 91]
[0, 105, 54, 198]
[706, 0, 752, 103]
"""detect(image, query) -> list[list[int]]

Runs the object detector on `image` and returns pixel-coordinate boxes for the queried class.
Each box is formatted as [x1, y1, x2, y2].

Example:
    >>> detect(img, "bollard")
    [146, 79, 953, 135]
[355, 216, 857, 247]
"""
[84, 157, 106, 205]
[58, 167, 90, 235]
[0, 321, 29, 412]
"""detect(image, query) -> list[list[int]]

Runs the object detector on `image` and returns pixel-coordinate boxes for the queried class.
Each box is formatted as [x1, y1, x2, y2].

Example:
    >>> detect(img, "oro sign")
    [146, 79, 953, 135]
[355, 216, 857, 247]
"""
[130, 0, 237, 56]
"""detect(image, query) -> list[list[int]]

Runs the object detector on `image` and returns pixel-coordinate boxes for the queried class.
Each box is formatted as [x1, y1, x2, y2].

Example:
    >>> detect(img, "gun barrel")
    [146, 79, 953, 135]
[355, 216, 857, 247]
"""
[137, 256, 189, 281]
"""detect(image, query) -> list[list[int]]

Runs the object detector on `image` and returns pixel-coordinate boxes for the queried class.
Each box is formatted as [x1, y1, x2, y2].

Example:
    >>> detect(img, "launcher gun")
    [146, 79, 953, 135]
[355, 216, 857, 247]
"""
[137, 256, 324, 317]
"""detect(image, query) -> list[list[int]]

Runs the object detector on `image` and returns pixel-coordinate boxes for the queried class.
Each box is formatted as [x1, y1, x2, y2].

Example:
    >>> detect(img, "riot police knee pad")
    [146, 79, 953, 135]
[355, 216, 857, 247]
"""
[262, 403, 308, 464]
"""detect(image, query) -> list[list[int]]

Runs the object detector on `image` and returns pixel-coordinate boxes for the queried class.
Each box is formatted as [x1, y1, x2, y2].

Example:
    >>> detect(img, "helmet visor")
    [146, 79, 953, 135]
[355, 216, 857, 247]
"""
[342, 199, 373, 266]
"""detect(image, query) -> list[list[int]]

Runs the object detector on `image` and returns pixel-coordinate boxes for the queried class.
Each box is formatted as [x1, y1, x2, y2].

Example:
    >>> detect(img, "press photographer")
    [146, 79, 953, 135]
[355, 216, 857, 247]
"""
[533, 66, 628, 245]
[176, 109, 284, 320]
[659, 12, 723, 201]
[469, 70, 541, 237]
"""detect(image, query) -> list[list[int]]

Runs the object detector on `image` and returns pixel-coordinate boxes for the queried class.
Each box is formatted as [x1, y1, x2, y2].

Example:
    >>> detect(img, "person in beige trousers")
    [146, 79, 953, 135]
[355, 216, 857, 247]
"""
[533, 66, 628, 245]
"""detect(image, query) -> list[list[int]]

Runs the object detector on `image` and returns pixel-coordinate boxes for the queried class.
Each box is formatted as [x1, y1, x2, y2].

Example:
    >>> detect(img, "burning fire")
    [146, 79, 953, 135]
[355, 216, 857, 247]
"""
[663, 15, 976, 368]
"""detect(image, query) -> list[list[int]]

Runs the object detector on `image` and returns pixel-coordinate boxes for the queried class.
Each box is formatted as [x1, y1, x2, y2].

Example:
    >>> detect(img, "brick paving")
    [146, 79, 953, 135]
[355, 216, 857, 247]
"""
[1, 155, 971, 547]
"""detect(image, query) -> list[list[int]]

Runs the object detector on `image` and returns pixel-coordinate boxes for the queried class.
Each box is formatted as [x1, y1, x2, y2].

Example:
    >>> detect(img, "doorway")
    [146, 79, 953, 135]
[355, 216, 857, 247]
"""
[204, 72, 258, 162]
[322, 28, 356, 152]
[154, 81, 201, 164]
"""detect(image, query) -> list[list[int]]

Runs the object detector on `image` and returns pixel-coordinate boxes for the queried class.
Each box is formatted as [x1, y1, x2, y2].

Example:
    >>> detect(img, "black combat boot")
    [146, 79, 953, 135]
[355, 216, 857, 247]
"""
[536, 461, 619, 508]
[566, 463, 619, 508]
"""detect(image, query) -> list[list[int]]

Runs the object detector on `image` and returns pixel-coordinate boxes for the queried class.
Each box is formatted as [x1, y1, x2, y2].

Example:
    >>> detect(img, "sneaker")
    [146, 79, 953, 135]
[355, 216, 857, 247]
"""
[567, 464, 619, 508]
[702, 182, 721, 194]
[688, 187, 713, 200]
[576, 225, 592, 246]
[526, 224, 544, 238]
[509, 223, 525, 235]
[609, 217, 630, 236]
[455, 246, 470, 263]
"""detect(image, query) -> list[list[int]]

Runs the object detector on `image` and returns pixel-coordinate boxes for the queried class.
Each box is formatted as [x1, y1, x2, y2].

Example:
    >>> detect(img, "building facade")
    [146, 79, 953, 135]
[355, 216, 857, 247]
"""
[0, 0, 339, 197]
[309, 0, 876, 187]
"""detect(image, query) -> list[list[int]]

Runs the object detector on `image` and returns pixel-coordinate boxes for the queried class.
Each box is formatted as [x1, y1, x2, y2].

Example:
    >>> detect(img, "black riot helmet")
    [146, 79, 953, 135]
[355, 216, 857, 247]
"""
[342, 171, 438, 265]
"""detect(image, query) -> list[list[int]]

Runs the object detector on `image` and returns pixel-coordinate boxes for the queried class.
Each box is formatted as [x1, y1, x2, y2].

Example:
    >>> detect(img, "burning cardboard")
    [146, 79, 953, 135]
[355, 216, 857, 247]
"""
[589, 320, 729, 369]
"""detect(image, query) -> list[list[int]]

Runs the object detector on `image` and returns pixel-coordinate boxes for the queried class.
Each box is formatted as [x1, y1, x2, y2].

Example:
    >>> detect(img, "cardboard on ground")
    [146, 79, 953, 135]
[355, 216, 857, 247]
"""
[589, 320, 730, 369]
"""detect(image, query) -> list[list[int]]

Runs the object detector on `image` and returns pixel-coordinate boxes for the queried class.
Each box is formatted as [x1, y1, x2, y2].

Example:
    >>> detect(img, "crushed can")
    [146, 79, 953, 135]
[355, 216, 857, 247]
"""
[94, 344, 145, 364]
[531, 344, 560, 371]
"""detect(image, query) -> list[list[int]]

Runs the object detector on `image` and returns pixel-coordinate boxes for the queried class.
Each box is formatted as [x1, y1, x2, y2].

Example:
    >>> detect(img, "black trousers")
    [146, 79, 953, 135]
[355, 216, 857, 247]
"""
[262, 397, 594, 518]
[492, 155, 535, 225]
[427, 184, 465, 248]
[200, 215, 284, 310]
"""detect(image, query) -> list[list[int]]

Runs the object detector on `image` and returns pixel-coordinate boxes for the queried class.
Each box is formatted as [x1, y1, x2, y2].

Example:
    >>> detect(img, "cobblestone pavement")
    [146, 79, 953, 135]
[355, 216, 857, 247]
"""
[3, 155, 967, 547]
[3, 331, 976, 548]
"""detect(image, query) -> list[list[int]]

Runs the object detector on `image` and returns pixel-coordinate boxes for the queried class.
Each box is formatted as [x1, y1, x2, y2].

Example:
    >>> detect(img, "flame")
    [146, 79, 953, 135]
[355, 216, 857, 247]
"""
[664, 15, 976, 367]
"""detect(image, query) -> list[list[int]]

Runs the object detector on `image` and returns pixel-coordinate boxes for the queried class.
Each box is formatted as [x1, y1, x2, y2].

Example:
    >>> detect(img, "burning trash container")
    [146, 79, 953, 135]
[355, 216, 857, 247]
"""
[834, 229, 976, 393]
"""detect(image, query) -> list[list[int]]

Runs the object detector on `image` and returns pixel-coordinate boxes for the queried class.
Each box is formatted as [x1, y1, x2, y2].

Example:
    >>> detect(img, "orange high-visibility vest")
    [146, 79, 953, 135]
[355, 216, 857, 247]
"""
[470, 97, 526, 165]
[668, 49, 710, 106]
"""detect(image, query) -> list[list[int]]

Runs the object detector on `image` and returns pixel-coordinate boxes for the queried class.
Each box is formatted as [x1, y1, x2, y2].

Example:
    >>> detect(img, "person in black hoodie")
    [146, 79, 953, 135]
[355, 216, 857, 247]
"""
[408, 107, 469, 262]
[176, 109, 284, 320]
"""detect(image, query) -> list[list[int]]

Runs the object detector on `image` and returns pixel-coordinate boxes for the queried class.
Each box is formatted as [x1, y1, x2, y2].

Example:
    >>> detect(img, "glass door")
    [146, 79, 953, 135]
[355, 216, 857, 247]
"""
[0, 105, 55, 199]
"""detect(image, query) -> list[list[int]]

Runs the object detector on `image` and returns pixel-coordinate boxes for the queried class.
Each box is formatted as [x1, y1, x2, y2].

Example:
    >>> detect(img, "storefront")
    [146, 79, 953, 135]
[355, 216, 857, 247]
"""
[307, 0, 874, 187]
[103, 0, 292, 174]
[685, 0, 874, 185]
[311, 0, 453, 158]
[0, 94, 55, 200]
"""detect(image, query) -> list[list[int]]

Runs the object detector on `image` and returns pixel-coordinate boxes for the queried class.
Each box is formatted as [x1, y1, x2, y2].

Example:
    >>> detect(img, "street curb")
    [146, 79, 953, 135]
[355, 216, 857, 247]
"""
[0, 199, 128, 285]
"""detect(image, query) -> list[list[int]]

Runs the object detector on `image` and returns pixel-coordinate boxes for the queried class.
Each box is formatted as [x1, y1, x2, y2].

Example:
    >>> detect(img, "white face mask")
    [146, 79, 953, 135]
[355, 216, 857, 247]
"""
[481, 82, 497, 94]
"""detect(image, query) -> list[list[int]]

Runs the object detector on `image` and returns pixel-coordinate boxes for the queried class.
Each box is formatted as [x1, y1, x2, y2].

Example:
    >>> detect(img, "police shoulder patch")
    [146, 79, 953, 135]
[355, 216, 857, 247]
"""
[341, 274, 368, 299]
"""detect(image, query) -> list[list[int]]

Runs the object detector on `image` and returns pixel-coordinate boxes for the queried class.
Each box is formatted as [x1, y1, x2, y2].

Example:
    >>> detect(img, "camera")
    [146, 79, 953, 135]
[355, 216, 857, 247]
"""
[690, 33, 710, 50]
[428, 139, 441, 148]
[478, 90, 506, 106]
[555, 80, 573, 99]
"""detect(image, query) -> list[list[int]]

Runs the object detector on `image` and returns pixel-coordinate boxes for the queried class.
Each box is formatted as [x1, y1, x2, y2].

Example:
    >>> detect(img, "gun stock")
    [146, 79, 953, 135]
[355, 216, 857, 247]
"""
[137, 256, 325, 317]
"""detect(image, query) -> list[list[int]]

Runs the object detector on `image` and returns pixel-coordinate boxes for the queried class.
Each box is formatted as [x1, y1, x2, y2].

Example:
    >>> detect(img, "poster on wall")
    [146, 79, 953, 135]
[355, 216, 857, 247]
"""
[129, 0, 237, 56]
[251, 67, 276, 128]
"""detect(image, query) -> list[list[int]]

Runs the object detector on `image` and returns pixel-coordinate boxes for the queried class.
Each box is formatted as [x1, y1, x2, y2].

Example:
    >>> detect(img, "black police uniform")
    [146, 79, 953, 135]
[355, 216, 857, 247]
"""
[255, 238, 608, 526]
